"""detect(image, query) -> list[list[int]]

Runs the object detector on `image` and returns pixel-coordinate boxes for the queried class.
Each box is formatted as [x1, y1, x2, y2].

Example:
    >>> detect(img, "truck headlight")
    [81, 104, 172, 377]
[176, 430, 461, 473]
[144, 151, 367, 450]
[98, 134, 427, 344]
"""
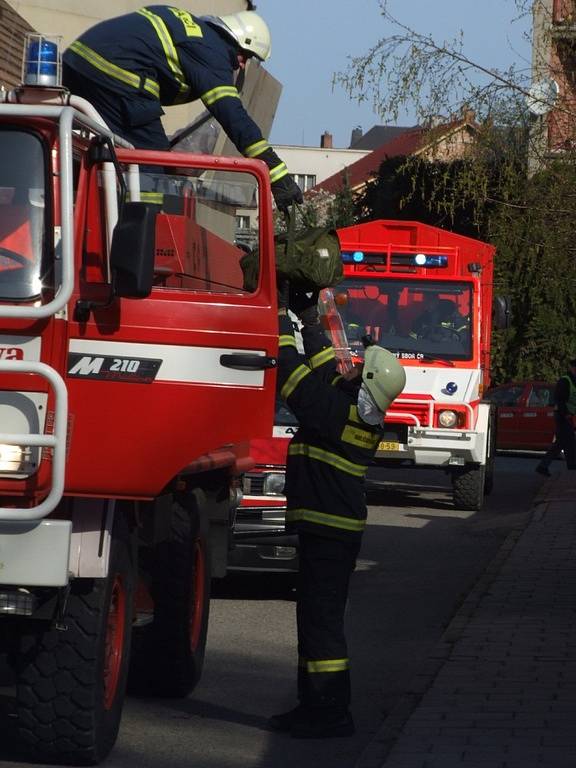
[0, 444, 24, 473]
[438, 410, 458, 428]
[263, 472, 285, 496]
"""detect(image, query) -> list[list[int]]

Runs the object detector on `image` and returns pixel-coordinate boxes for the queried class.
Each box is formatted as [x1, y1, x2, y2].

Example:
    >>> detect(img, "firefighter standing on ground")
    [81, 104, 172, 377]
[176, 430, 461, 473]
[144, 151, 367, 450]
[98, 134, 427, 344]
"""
[271, 288, 406, 738]
[62, 7, 302, 212]
[536, 358, 576, 476]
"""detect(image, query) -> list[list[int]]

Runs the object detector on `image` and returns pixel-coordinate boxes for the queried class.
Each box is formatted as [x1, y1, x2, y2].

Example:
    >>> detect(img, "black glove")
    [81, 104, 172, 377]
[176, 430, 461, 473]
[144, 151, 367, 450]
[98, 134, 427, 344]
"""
[271, 174, 303, 213]
[289, 288, 319, 326]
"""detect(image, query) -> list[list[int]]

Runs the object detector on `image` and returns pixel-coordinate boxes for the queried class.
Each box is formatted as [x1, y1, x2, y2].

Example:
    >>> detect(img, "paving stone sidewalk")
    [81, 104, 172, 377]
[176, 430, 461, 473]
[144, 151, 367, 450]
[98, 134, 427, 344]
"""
[357, 469, 576, 768]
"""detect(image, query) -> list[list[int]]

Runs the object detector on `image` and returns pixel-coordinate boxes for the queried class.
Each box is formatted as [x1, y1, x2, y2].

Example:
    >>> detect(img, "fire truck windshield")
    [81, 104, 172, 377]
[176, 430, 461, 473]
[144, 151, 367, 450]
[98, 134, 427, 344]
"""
[0, 131, 46, 301]
[336, 278, 473, 362]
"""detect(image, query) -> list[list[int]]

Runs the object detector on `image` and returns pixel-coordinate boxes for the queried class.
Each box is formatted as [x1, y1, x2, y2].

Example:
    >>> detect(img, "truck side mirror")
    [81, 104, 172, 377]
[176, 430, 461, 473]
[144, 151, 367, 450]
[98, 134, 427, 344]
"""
[110, 202, 158, 299]
[493, 295, 511, 330]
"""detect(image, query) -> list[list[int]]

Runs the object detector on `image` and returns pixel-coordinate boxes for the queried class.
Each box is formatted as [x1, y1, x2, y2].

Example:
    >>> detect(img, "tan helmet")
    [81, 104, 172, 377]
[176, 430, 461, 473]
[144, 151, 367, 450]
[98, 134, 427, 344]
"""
[362, 345, 406, 412]
[206, 11, 272, 61]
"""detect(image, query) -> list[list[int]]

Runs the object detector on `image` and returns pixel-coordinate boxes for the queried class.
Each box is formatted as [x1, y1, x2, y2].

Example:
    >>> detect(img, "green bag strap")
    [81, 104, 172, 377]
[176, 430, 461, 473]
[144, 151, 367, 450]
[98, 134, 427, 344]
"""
[285, 202, 297, 260]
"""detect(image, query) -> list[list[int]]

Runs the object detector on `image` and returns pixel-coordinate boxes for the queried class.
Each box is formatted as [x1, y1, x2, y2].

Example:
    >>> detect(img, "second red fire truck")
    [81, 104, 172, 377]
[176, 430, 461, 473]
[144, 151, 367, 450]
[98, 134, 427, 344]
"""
[235, 219, 508, 551]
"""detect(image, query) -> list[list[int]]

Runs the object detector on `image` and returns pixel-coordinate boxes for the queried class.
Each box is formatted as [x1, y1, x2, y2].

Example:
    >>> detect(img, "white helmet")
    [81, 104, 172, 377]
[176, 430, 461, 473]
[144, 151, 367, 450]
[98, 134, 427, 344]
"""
[205, 11, 271, 61]
[362, 345, 406, 413]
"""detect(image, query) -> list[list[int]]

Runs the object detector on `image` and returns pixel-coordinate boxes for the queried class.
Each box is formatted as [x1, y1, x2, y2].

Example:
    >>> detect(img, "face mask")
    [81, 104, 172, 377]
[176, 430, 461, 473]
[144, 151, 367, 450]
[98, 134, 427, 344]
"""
[357, 385, 383, 426]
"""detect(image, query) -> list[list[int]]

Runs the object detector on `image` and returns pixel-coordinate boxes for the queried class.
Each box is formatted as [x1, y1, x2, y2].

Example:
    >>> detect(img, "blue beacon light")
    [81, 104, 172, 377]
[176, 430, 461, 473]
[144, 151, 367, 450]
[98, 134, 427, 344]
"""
[414, 253, 448, 267]
[353, 251, 364, 263]
[24, 35, 61, 87]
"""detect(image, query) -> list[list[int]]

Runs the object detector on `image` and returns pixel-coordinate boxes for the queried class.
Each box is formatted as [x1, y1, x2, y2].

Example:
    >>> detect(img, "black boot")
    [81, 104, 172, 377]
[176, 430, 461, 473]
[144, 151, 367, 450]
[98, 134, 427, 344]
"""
[268, 704, 308, 732]
[535, 464, 551, 477]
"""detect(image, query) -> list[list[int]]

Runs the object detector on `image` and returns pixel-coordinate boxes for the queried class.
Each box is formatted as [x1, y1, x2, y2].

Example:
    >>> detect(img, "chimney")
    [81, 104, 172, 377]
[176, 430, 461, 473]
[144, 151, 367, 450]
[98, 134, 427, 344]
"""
[350, 126, 363, 147]
[320, 131, 333, 149]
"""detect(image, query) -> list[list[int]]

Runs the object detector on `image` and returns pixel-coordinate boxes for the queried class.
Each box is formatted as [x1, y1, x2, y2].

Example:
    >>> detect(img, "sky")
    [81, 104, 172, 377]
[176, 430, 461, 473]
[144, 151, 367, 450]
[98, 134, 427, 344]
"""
[258, 0, 532, 149]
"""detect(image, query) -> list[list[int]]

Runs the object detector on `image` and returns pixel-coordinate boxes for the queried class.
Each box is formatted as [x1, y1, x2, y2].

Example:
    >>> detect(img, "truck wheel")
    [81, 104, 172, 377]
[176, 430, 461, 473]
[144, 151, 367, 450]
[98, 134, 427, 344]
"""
[131, 496, 211, 697]
[16, 514, 134, 765]
[452, 465, 486, 511]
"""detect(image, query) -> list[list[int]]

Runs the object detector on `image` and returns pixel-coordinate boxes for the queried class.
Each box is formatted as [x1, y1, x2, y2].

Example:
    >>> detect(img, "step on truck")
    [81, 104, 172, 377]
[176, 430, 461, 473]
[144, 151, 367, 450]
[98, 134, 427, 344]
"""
[334, 219, 509, 511]
[0, 36, 278, 764]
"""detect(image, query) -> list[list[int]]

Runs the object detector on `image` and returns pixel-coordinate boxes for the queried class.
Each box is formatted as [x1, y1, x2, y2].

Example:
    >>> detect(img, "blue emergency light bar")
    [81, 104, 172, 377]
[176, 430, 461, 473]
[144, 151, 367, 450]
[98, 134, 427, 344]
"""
[341, 250, 449, 268]
[23, 34, 62, 87]
[413, 253, 448, 267]
[341, 251, 388, 264]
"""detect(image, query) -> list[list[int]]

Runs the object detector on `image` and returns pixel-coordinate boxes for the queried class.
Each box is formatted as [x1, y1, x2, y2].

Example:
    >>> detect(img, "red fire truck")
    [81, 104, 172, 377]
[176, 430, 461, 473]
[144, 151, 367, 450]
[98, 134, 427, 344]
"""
[0, 36, 278, 764]
[336, 219, 507, 510]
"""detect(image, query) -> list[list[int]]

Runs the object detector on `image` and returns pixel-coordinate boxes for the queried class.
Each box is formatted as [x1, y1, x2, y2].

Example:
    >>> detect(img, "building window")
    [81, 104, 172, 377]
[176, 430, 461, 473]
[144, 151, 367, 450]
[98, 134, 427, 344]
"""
[236, 215, 251, 230]
[294, 174, 317, 192]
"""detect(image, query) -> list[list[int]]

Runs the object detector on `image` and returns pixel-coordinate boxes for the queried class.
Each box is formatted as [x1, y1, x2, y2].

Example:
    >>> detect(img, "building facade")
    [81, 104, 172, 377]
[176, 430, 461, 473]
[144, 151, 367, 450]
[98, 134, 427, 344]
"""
[531, 0, 576, 157]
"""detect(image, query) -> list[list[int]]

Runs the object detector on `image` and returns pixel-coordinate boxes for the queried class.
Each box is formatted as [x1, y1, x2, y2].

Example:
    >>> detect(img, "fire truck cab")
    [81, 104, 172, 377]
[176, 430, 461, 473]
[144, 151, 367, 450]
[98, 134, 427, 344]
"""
[0, 36, 277, 764]
[335, 219, 505, 511]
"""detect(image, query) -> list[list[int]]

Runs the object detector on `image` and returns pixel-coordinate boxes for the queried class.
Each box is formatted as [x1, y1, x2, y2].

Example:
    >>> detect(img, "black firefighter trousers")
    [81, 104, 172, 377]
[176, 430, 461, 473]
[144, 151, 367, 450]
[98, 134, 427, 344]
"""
[296, 532, 361, 710]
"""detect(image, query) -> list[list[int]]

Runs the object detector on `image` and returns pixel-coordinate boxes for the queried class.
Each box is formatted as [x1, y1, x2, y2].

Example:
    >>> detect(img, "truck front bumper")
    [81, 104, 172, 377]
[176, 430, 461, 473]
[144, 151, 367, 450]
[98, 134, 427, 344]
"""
[0, 519, 71, 587]
[376, 427, 487, 467]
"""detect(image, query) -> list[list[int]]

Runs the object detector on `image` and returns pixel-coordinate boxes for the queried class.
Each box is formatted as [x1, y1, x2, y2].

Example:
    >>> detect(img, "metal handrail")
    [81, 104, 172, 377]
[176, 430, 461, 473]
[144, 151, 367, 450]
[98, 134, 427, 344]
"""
[0, 103, 119, 319]
[0, 361, 67, 520]
[387, 397, 476, 429]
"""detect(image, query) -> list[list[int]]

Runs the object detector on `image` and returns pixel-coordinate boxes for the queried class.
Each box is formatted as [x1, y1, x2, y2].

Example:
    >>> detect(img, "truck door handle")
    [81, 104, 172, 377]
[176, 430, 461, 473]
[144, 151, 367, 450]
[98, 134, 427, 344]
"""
[220, 353, 277, 371]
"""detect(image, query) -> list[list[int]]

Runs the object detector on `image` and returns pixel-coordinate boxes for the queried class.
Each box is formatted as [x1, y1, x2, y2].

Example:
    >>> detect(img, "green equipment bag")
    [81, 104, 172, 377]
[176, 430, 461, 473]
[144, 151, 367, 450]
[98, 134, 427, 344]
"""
[240, 205, 343, 292]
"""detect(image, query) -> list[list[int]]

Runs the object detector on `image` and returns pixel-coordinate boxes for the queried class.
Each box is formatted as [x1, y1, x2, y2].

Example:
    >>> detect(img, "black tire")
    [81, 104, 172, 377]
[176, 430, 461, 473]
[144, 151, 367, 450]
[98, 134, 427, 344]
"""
[452, 464, 486, 511]
[129, 494, 211, 697]
[16, 513, 134, 765]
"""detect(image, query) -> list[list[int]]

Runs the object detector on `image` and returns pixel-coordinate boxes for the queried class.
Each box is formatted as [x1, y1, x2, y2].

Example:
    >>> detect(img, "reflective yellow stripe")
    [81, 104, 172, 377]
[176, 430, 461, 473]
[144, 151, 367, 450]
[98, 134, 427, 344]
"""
[269, 161, 288, 183]
[309, 347, 335, 369]
[286, 507, 366, 532]
[348, 405, 361, 423]
[306, 658, 350, 673]
[140, 192, 164, 204]
[341, 424, 380, 450]
[201, 85, 240, 107]
[331, 374, 343, 386]
[69, 41, 160, 97]
[288, 443, 367, 477]
[244, 139, 270, 158]
[281, 364, 311, 400]
[138, 8, 189, 101]
[279, 334, 298, 349]
[168, 7, 203, 37]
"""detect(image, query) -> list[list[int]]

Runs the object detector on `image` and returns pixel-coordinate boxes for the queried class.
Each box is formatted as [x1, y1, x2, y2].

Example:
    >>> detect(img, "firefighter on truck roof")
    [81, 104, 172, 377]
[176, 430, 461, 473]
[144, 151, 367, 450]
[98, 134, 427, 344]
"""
[62, 7, 303, 212]
[270, 285, 406, 738]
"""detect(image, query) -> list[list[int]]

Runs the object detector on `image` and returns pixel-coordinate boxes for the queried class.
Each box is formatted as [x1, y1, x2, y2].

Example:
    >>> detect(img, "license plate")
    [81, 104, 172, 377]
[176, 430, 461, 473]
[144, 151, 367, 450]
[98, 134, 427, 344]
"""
[378, 440, 400, 451]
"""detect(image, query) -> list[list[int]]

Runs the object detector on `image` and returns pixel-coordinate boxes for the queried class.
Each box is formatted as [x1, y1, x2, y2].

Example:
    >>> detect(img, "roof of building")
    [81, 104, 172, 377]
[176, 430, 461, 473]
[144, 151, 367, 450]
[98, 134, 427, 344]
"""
[316, 113, 479, 195]
[349, 125, 417, 150]
[316, 127, 427, 194]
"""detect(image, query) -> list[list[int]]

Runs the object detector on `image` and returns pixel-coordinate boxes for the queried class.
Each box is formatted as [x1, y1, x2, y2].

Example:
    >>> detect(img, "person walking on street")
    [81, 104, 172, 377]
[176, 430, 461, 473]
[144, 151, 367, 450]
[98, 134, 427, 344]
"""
[536, 358, 576, 476]
[62, 7, 302, 212]
[270, 288, 406, 738]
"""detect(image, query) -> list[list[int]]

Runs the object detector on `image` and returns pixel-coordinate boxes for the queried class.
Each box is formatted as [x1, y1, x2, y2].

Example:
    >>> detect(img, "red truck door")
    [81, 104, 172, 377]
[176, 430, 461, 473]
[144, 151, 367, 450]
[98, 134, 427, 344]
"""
[65, 152, 278, 497]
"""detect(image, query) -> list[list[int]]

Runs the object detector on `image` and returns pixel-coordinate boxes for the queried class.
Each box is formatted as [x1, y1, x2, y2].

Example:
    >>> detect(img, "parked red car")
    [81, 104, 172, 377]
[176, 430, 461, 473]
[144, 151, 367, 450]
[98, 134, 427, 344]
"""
[483, 381, 556, 451]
